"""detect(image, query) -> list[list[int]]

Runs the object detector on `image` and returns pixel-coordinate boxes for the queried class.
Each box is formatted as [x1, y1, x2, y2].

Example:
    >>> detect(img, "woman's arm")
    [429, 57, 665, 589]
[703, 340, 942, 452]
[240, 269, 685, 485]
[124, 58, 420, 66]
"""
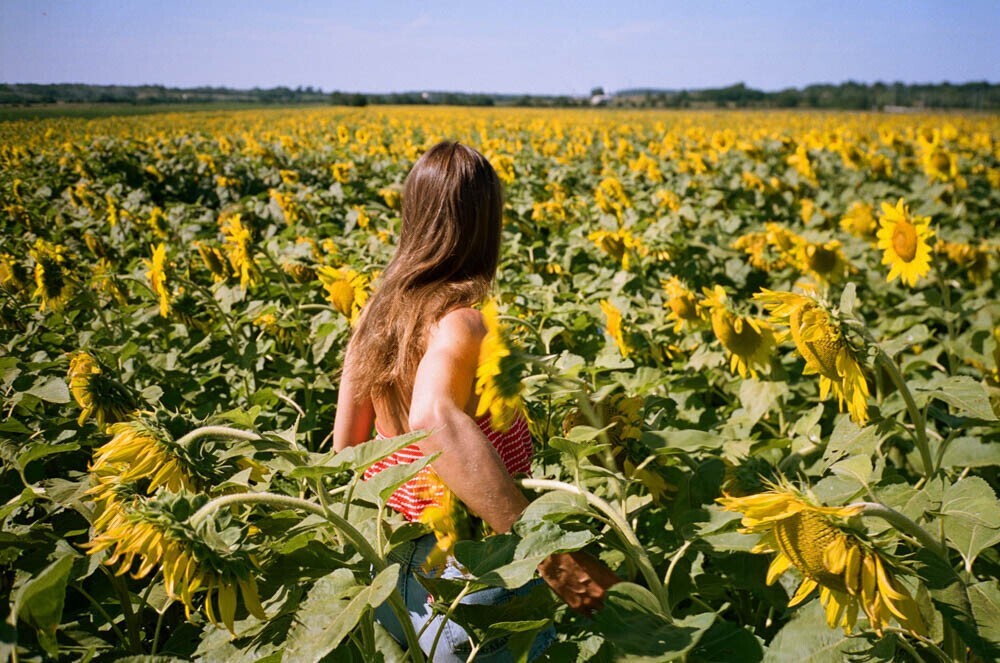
[409, 308, 618, 614]
[332, 346, 376, 452]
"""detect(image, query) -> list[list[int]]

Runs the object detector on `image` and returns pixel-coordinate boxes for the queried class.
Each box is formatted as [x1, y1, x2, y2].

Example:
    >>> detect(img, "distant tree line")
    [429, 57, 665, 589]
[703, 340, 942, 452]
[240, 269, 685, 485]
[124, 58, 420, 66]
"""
[614, 81, 1000, 110]
[1, 81, 998, 110]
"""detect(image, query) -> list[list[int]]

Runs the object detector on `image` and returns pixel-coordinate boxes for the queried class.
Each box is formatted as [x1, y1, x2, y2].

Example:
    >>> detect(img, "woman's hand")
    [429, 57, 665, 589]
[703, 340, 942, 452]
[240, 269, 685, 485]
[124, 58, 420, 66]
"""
[537, 550, 620, 616]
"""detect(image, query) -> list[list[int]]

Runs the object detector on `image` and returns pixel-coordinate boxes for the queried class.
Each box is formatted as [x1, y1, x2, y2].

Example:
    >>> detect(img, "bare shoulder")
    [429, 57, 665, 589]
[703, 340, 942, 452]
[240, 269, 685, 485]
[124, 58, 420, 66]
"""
[429, 307, 487, 348]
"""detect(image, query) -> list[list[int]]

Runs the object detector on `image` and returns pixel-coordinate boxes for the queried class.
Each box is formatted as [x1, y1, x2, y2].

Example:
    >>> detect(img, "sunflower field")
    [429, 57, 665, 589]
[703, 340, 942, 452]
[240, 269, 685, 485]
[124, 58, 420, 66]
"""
[1, 106, 999, 662]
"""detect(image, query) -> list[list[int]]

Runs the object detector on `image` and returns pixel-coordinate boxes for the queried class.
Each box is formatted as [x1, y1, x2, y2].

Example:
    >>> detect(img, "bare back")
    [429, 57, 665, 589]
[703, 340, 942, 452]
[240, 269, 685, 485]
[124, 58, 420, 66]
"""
[369, 307, 486, 438]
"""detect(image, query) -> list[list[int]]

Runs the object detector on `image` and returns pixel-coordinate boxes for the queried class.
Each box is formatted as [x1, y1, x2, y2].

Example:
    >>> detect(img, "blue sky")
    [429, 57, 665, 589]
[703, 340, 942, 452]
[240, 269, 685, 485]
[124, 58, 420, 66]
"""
[1, 1, 997, 95]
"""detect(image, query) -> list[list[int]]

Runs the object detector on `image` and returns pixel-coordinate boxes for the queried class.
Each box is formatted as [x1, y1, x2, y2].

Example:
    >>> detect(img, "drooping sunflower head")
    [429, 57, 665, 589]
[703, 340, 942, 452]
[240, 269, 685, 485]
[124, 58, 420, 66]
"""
[600, 298, 632, 358]
[755, 289, 870, 424]
[701, 286, 775, 379]
[562, 391, 644, 450]
[718, 485, 926, 636]
[798, 239, 851, 284]
[876, 198, 934, 287]
[839, 201, 877, 239]
[594, 176, 630, 218]
[281, 260, 317, 284]
[68, 351, 134, 428]
[936, 239, 992, 284]
[588, 228, 645, 270]
[29, 238, 73, 311]
[91, 415, 199, 494]
[921, 145, 957, 182]
[474, 300, 527, 432]
[662, 277, 702, 333]
[143, 243, 172, 318]
[0, 252, 29, 294]
[85, 492, 266, 634]
[316, 266, 369, 324]
[220, 212, 261, 289]
[195, 241, 231, 283]
[415, 469, 473, 573]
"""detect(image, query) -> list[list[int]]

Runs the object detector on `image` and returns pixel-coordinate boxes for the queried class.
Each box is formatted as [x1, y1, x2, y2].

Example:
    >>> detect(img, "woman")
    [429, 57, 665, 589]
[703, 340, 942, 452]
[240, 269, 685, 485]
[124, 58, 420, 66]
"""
[333, 141, 618, 661]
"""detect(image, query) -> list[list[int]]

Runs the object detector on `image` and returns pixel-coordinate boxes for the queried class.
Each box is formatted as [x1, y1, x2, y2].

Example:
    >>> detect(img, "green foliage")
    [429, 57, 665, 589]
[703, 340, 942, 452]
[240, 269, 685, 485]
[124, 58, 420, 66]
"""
[0, 107, 998, 661]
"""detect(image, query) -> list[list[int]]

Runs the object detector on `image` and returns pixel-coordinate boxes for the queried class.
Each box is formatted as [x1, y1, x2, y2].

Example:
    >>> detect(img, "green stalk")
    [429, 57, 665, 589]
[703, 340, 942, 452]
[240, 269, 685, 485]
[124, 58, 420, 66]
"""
[72, 583, 128, 646]
[931, 260, 957, 375]
[426, 581, 474, 661]
[189, 492, 426, 663]
[662, 540, 693, 610]
[257, 246, 307, 358]
[175, 425, 263, 451]
[151, 598, 173, 655]
[103, 567, 143, 654]
[518, 478, 671, 618]
[852, 501, 947, 559]
[874, 349, 934, 478]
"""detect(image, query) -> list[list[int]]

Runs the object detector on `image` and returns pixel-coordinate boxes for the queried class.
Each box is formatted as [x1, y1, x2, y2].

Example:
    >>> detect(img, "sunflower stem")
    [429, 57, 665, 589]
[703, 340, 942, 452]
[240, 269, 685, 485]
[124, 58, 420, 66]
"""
[663, 540, 693, 610]
[71, 582, 129, 646]
[931, 260, 958, 375]
[298, 302, 337, 313]
[104, 567, 143, 654]
[518, 478, 670, 618]
[427, 581, 474, 662]
[175, 425, 263, 449]
[873, 349, 934, 478]
[190, 492, 378, 561]
[151, 598, 173, 655]
[853, 502, 947, 559]
[188, 491, 427, 662]
[257, 245, 308, 358]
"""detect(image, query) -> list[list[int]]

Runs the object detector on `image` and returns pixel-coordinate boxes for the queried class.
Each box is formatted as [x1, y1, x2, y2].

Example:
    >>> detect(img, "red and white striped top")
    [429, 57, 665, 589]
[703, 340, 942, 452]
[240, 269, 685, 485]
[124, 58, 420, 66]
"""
[362, 412, 533, 522]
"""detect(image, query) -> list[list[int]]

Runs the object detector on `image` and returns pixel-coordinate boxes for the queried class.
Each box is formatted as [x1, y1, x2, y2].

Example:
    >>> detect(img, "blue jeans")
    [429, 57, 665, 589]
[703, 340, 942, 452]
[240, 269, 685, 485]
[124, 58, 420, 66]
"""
[375, 534, 556, 662]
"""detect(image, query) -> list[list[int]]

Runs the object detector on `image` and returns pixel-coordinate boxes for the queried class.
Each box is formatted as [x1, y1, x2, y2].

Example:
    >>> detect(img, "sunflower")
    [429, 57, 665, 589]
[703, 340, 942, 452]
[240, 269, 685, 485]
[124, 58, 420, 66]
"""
[330, 161, 353, 183]
[90, 417, 198, 494]
[662, 277, 702, 333]
[0, 252, 28, 294]
[600, 299, 631, 358]
[195, 241, 231, 282]
[474, 300, 526, 432]
[281, 260, 316, 284]
[415, 469, 473, 573]
[29, 238, 73, 311]
[91, 258, 129, 306]
[921, 145, 957, 183]
[85, 496, 266, 634]
[562, 393, 673, 500]
[731, 231, 775, 271]
[718, 485, 926, 635]
[594, 176, 631, 219]
[68, 351, 134, 428]
[144, 243, 171, 317]
[876, 199, 934, 287]
[220, 212, 261, 289]
[316, 266, 369, 324]
[269, 189, 299, 226]
[379, 186, 402, 211]
[588, 228, 645, 270]
[839, 201, 877, 239]
[786, 144, 817, 183]
[755, 290, 869, 424]
[798, 239, 851, 284]
[701, 286, 775, 379]
[936, 239, 992, 284]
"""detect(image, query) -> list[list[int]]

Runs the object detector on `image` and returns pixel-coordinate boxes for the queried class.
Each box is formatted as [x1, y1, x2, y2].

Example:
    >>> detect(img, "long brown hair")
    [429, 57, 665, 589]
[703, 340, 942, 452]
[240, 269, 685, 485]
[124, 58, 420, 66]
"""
[346, 141, 503, 414]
